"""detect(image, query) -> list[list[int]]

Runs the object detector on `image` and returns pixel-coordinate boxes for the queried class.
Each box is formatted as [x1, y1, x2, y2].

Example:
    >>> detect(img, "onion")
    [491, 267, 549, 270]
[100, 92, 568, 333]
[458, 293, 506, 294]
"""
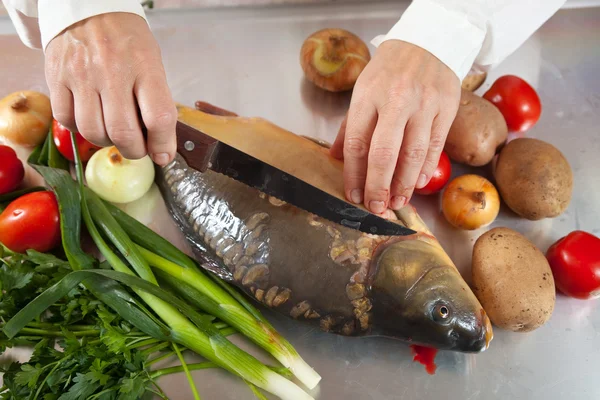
[114, 183, 162, 225]
[300, 28, 371, 92]
[0, 91, 52, 147]
[442, 174, 500, 230]
[85, 146, 155, 204]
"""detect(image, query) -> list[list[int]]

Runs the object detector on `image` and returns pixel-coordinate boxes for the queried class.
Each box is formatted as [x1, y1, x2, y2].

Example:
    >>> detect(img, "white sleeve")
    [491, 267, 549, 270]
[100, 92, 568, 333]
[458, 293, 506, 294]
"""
[2, 0, 148, 51]
[371, 0, 567, 80]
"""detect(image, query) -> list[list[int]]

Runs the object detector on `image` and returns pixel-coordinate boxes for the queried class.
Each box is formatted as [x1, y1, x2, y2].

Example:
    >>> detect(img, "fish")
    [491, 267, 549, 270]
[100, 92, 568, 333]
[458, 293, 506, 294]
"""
[155, 103, 493, 353]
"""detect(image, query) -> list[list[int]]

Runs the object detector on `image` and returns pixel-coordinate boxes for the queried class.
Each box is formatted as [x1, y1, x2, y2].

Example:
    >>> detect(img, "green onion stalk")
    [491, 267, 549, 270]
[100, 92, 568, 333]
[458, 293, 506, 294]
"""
[70, 137, 313, 400]
[138, 245, 321, 389]
[103, 200, 321, 389]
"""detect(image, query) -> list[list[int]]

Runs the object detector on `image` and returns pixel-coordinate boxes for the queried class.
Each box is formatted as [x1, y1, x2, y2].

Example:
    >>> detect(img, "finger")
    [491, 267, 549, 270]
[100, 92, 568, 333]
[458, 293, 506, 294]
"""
[390, 115, 433, 209]
[330, 113, 348, 160]
[101, 87, 146, 159]
[72, 89, 108, 146]
[342, 99, 378, 206]
[363, 111, 407, 215]
[416, 111, 452, 189]
[49, 84, 77, 132]
[134, 69, 177, 166]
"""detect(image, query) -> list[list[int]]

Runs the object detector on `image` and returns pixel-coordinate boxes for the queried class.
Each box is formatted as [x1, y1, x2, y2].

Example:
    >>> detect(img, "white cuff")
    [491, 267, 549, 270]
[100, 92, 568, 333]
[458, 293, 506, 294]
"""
[371, 0, 487, 81]
[37, 0, 148, 52]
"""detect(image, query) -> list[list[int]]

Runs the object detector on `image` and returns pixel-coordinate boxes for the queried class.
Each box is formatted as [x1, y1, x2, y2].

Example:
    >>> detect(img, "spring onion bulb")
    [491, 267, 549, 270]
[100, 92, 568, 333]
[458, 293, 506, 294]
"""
[85, 146, 154, 204]
[115, 183, 162, 225]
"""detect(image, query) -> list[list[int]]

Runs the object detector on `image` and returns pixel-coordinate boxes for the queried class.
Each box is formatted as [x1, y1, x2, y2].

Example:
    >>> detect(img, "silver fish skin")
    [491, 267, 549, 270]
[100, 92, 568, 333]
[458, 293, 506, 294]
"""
[156, 154, 492, 353]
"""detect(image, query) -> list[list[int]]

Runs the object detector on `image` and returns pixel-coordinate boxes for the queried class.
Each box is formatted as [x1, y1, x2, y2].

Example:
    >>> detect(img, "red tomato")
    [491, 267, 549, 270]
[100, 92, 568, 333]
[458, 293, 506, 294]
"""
[52, 119, 101, 162]
[546, 231, 600, 300]
[0, 191, 61, 253]
[483, 75, 542, 132]
[414, 151, 451, 195]
[0, 145, 25, 195]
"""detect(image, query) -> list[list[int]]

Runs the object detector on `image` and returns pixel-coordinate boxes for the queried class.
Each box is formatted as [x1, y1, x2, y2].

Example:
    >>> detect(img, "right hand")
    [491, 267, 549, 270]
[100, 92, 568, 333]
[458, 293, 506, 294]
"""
[44, 12, 177, 166]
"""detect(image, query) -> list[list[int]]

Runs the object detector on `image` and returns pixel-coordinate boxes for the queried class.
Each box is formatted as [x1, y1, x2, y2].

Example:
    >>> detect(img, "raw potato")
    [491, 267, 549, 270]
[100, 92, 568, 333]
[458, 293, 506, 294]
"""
[472, 227, 555, 332]
[444, 90, 508, 167]
[494, 138, 573, 220]
[461, 71, 487, 92]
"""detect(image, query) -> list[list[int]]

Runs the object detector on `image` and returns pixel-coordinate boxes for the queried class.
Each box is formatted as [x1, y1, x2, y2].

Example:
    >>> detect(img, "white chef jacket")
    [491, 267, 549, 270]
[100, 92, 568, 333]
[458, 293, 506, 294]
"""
[2, 0, 567, 81]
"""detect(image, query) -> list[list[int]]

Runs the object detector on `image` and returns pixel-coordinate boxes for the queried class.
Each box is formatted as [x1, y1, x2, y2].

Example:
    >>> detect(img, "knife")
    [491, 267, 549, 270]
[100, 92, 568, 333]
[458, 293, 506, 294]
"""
[175, 119, 416, 237]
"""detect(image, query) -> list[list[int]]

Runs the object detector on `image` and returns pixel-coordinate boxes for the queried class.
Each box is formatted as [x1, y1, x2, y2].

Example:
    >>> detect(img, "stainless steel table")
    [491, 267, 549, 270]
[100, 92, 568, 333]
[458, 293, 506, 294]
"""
[1, 2, 599, 399]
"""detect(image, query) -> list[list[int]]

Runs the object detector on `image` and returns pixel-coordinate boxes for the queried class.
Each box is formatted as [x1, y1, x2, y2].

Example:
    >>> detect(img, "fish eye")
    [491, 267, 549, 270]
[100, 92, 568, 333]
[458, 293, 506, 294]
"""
[432, 303, 452, 324]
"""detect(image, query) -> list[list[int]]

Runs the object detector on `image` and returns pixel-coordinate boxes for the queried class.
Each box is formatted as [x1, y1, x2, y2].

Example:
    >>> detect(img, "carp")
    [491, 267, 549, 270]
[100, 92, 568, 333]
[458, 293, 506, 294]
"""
[155, 103, 493, 353]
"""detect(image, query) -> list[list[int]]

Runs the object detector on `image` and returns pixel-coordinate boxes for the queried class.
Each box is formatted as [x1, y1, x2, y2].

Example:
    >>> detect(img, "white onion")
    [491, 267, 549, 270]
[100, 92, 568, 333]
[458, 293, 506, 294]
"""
[85, 146, 155, 204]
[114, 183, 162, 225]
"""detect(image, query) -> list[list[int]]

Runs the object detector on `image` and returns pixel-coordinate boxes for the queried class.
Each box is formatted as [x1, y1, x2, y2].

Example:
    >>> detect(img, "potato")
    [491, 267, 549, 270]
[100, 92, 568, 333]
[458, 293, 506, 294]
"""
[461, 71, 487, 92]
[472, 227, 555, 332]
[444, 90, 508, 167]
[494, 138, 573, 220]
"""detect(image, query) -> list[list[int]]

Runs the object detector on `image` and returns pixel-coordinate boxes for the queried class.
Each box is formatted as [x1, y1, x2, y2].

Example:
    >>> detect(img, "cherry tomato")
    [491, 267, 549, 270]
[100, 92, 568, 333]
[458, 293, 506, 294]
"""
[0, 145, 25, 195]
[52, 119, 101, 162]
[0, 191, 61, 253]
[414, 151, 451, 195]
[546, 230, 600, 300]
[483, 75, 542, 132]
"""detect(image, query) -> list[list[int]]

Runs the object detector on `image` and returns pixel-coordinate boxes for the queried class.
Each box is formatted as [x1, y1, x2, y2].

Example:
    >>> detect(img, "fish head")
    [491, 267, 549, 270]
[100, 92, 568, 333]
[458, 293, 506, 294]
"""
[368, 235, 493, 353]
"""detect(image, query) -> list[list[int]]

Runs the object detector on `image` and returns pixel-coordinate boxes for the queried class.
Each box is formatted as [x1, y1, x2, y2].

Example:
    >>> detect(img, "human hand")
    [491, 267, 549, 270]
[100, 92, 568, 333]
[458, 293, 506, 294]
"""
[330, 40, 461, 214]
[44, 12, 176, 165]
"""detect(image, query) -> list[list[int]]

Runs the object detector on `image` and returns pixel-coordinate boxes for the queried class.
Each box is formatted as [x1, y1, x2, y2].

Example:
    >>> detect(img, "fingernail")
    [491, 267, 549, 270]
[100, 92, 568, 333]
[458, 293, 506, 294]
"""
[416, 174, 428, 189]
[391, 196, 407, 210]
[152, 153, 170, 166]
[350, 189, 363, 204]
[369, 200, 386, 214]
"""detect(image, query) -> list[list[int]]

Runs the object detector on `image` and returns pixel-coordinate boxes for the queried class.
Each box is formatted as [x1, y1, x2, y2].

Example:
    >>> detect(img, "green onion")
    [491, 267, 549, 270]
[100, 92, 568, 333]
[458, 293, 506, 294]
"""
[0, 186, 46, 204]
[47, 127, 69, 171]
[106, 203, 320, 389]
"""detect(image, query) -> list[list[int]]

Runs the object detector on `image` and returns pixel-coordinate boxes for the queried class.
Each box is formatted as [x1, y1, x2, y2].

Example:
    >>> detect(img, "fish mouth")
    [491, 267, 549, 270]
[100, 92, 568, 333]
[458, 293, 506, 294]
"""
[458, 309, 494, 353]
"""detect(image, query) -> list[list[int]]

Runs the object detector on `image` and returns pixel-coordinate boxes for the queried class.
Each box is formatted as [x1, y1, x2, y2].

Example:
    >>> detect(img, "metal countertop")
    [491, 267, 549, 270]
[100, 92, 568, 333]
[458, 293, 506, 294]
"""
[1, 2, 599, 399]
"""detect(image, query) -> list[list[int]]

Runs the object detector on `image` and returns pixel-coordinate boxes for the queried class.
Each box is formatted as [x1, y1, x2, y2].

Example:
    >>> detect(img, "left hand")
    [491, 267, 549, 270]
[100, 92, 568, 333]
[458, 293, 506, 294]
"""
[330, 40, 461, 214]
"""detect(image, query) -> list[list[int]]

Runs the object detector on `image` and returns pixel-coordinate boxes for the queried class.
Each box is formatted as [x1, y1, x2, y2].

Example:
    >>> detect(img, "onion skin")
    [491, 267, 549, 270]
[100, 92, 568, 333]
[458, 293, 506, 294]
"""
[442, 174, 500, 230]
[300, 28, 371, 92]
[0, 91, 52, 147]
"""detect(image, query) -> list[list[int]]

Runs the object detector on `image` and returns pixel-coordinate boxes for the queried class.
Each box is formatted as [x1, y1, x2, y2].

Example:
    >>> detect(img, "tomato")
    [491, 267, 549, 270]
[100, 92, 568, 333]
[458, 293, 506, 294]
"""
[0, 145, 25, 195]
[0, 191, 61, 253]
[546, 230, 600, 300]
[414, 151, 451, 195]
[482, 75, 542, 132]
[52, 119, 101, 162]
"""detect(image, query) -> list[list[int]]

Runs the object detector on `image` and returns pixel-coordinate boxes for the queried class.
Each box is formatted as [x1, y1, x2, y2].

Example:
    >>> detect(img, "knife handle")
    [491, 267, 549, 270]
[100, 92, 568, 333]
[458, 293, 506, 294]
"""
[176, 120, 219, 173]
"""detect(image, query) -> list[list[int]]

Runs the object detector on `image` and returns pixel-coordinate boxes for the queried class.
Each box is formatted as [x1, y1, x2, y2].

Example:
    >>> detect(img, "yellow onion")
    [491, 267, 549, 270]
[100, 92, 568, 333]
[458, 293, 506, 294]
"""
[442, 174, 500, 230]
[85, 146, 155, 204]
[300, 28, 371, 92]
[0, 91, 52, 147]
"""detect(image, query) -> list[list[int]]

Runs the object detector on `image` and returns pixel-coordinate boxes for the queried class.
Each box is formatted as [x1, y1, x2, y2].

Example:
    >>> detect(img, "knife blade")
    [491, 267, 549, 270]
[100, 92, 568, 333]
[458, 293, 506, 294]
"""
[175, 120, 416, 237]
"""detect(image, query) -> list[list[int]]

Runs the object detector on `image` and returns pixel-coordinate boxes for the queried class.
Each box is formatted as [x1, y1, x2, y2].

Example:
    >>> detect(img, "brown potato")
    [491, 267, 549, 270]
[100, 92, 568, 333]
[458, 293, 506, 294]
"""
[444, 90, 508, 167]
[461, 71, 487, 92]
[472, 227, 555, 332]
[494, 138, 573, 220]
